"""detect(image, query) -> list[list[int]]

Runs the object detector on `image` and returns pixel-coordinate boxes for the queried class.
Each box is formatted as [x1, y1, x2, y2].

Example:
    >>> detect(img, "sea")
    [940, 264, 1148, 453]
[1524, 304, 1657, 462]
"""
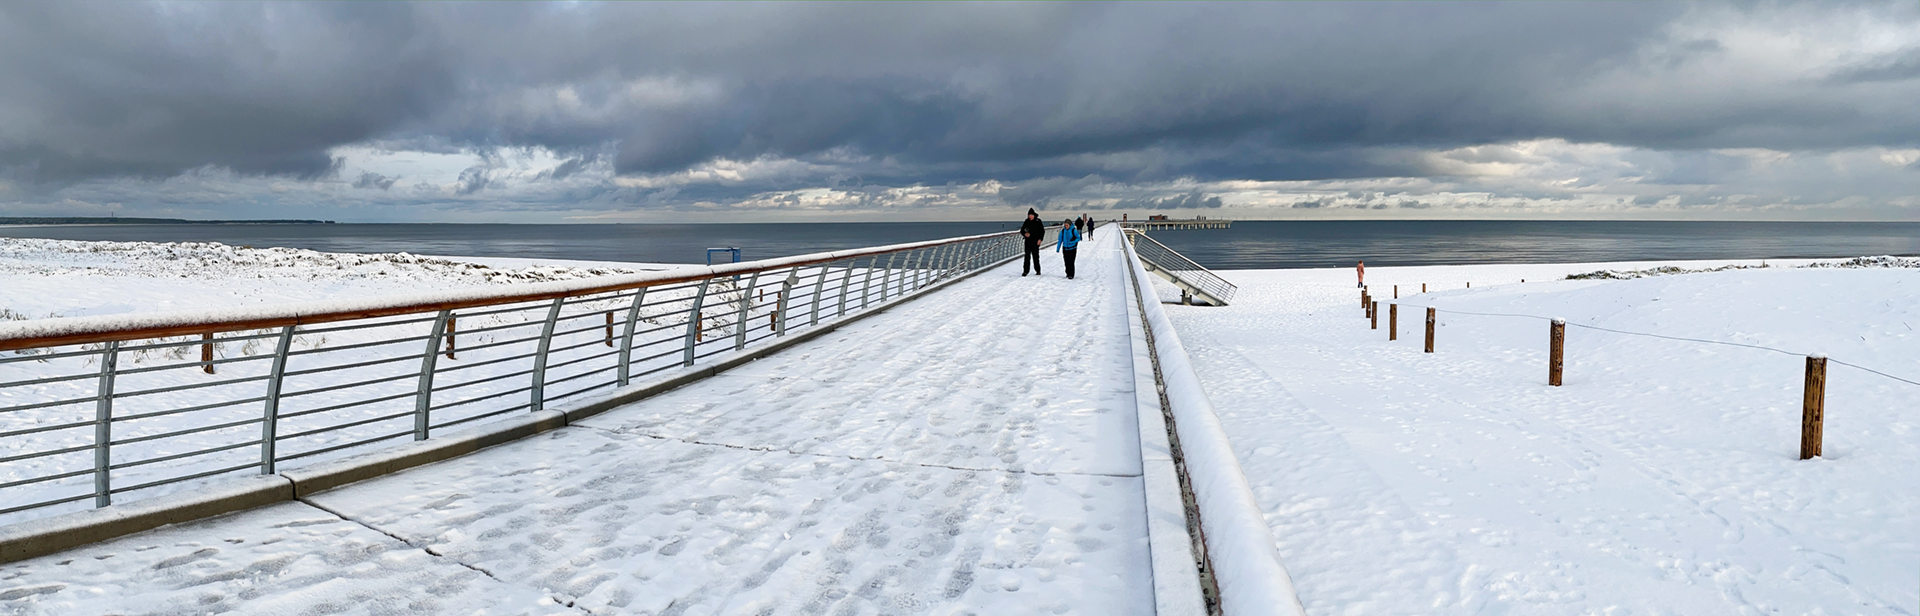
[1, 220, 1916, 270]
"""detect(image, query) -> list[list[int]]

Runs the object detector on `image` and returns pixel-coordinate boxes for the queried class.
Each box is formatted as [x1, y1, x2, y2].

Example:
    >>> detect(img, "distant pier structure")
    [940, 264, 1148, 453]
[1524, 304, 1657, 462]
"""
[1116, 216, 1232, 230]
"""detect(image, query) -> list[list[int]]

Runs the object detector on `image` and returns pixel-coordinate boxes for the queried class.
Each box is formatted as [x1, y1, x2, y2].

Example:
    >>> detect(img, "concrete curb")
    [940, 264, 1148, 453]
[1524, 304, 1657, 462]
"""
[0, 250, 1024, 565]
[1122, 232, 1307, 616]
[1116, 235, 1210, 616]
[0, 475, 293, 563]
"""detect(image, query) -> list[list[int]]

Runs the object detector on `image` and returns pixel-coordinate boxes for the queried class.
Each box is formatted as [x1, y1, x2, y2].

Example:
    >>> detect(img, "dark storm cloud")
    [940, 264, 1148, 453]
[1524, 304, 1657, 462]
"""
[1825, 48, 1920, 84]
[2, 1, 1917, 192]
[998, 175, 1105, 208]
[352, 172, 398, 190]
[0, 3, 456, 183]
[540, 157, 593, 181]
[1113, 191, 1225, 211]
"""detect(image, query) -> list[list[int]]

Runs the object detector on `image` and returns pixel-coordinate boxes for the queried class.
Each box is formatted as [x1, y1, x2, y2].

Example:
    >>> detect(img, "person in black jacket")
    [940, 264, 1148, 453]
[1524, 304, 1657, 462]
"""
[1020, 208, 1046, 276]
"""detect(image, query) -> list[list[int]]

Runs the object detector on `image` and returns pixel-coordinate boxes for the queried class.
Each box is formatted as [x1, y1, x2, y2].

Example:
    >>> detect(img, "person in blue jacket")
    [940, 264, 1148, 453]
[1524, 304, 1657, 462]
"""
[1057, 218, 1083, 279]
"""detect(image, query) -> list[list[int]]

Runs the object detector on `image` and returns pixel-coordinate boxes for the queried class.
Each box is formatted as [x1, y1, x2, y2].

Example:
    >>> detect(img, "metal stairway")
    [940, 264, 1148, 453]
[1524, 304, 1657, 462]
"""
[1125, 229, 1238, 306]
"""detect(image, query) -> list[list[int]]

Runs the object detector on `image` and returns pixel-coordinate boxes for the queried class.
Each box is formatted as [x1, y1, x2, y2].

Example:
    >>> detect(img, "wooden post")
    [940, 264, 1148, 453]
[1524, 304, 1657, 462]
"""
[445, 315, 457, 360]
[201, 333, 215, 374]
[1548, 318, 1565, 386]
[1424, 307, 1436, 353]
[696, 316, 704, 342]
[605, 312, 615, 347]
[1422, 283, 1427, 293]
[1467, 282, 1471, 288]
[1389, 304, 1397, 340]
[1360, 289, 1368, 309]
[1801, 355, 1827, 460]
[1393, 285, 1398, 299]
[1370, 301, 1379, 330]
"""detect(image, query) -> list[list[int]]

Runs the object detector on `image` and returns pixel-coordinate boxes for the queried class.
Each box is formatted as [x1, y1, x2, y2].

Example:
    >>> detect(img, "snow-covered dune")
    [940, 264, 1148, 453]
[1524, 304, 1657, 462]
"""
[0, 237, 676, 322]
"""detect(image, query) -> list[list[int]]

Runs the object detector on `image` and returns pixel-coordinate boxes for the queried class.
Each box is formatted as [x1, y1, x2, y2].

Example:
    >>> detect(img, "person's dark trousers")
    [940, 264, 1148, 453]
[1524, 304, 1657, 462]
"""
[1063, 248, 1077, 279]
[1023, 241, 1043, 275]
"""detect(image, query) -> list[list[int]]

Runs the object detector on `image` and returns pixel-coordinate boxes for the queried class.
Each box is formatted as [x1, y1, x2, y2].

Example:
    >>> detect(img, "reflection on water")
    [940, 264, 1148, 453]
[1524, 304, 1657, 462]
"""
[1138, 221, 1920, 269]
[0, 220, 1914, 270]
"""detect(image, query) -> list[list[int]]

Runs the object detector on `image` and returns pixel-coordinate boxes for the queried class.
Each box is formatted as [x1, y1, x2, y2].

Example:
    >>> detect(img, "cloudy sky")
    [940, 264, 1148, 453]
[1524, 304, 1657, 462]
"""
[2, 1, 1919, 223]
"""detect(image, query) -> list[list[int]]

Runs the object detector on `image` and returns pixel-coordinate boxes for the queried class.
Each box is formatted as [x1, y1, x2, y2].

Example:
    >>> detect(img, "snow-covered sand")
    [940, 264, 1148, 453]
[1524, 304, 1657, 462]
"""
[0, 238, 677, 322]
[1, 231, 1154, 614]
[1165, 259, 1920, 614]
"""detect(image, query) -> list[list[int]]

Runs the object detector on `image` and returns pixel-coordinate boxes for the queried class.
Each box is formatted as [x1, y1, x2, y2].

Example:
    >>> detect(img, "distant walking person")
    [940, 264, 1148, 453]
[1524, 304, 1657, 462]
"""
[1020, 208, 1046, 276]
[1058, 218, 1083, 279]
[1357, 260, 1366, 288]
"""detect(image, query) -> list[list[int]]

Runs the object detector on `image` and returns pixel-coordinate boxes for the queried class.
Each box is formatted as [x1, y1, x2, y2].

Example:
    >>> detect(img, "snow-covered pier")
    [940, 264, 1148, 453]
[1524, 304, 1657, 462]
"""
[0, 229, 1221, 614]
[6, 230, 1917, 614]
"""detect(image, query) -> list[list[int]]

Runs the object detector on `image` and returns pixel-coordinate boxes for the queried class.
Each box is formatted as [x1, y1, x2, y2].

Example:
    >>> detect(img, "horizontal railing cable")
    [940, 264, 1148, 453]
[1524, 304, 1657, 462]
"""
[1389, 302, 1920, 390]
[1128, 231, 1238, 305]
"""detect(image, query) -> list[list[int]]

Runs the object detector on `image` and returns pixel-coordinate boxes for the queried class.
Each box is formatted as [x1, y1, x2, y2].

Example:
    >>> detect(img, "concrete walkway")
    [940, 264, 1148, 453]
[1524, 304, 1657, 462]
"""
[0, 229, 1152, 616]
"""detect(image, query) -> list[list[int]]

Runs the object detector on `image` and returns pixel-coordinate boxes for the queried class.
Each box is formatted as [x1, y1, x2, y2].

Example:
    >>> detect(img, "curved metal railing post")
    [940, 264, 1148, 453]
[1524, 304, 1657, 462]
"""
[899, 250, 919, 295]
[874, 253, 897, 305]
[735, 271, 760, 351]
[617, 288, 647, 387]
[838, 261, 856, 317]
[416, 311, 451, 440]
[913, 247, 929, 287]
[684, 279, 711, 367]
[530, 298, 566, 412]
[859, 256, 877, 310]
[811, 262, 834, 327]
[916, 248, 926, 288]
[890, 251, 906, 295]
[862, 255, 879, 306]
[777, 270, 797, 336]
[92, 341, 118, 508]
[262, 326, 296, 473]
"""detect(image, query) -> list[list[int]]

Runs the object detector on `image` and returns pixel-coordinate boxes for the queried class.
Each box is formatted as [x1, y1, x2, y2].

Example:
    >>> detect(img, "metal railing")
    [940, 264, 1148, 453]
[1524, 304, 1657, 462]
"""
[1117, 219, 1233, 230]
[0, 227, 1056, 526]
[1127, 230, 1238, 306]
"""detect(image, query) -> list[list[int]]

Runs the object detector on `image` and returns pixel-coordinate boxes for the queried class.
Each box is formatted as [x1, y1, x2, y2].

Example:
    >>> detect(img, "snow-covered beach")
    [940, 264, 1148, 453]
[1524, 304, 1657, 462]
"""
[2, 235, 1918, 614]
[0, 238, 680, 323]
[1167, 260, 1920, 614]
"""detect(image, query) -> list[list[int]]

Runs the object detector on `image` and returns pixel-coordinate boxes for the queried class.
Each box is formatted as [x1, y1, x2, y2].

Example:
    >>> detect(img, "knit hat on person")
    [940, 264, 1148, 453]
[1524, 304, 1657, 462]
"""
[1027, 208, 1037, 217]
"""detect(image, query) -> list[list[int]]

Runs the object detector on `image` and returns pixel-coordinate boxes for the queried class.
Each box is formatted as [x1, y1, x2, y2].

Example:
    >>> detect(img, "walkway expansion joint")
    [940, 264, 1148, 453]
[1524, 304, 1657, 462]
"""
[296, 496, 594, 615]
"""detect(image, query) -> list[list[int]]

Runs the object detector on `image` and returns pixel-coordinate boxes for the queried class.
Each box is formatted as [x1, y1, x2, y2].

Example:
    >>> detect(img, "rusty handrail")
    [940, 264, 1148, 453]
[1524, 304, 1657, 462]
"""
[0, 228, 1038, 351]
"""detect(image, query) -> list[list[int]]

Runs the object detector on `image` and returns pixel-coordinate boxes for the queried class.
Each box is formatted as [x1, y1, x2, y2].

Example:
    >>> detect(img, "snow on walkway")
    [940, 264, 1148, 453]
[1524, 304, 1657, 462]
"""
[0, 228, 1152, 615]
[1167, 261, 1920, 615]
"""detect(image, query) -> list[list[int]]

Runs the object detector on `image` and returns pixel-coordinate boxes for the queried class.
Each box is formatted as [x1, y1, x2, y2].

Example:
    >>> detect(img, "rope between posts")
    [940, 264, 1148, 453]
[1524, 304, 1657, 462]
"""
[1386, 303, 1920, 390]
